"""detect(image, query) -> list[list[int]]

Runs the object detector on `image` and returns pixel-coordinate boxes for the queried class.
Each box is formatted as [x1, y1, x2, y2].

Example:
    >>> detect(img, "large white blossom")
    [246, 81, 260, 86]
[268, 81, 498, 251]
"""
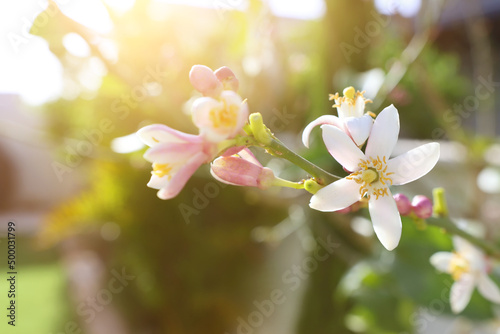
[309, 105, 440, 250]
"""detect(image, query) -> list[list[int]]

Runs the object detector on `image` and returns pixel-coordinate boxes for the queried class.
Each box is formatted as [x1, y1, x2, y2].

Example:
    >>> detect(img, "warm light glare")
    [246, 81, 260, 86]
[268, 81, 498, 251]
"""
[103, 0, 136, 14]
[62, 33, 91, 58]
[267, 0, 325, 20]
[375, 0, 422, 17]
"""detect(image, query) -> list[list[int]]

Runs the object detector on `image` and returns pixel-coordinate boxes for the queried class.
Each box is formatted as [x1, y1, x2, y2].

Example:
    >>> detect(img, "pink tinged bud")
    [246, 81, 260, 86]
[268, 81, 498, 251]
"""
[214, 66, 239, 92]
[393, 193, 412, 216]
[335, 201, 362, 214]
[221, 145, 246, 157]
[336, 206, 351, 214]
[189, 65, 222, 97]
[210, 149, 275, 189]
[411, 195, 433, 219]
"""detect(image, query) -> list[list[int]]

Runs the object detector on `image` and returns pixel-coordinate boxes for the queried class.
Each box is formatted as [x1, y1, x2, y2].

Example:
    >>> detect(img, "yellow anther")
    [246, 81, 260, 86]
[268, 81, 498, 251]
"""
[209, 103, 238, 129]
[361, 168, 378, 185]
[152, 163, 172, 179]
[449, 253, 470, 281]
[343, 86, 355, 100]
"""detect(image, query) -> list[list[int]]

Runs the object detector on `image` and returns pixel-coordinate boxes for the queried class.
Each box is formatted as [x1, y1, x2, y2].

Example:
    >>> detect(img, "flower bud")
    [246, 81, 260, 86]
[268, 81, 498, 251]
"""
[336, 206, 351, 214]
[189, 65, 222, 97]
[393, 193, 411, 216]
[210, 150, 275, 189]
[411, 195, 433, 219]
[215, 66, 239, 92]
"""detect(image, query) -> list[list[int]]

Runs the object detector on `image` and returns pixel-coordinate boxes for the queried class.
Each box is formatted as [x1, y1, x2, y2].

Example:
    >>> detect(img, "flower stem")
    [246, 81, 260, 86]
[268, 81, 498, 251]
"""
[272, 177, 305, 190]
[426, 217, 500, 259]
[265, 137, 340, 185]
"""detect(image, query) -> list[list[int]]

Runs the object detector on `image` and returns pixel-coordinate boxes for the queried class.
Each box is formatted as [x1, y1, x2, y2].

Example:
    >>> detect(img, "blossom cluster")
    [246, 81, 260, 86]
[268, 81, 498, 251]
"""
[137, 65, 248, 199]
[134, 65, 500, 314]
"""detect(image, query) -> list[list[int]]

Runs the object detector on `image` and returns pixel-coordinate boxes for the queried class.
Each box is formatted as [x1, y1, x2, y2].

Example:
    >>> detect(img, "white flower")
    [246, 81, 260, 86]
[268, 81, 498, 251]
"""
[192, 90, 248, 143]
[309, 105, 440, 250]
[302, 86, 374, 147]
[430, 237, 500, 313]
[137, 124, 217, 200]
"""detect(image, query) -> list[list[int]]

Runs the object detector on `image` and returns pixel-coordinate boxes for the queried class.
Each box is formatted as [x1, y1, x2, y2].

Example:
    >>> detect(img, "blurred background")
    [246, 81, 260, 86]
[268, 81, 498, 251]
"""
[1, 0, 500, 333]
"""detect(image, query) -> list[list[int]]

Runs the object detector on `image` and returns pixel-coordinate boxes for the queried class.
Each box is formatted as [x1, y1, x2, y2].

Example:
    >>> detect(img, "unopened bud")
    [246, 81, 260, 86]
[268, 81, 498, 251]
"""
[393, 193, 411, 216]
[411, 195, 433, 219]
[189, 65, 223, 97]
[215, 66, 239, 92]
[210, 150, 275, 189]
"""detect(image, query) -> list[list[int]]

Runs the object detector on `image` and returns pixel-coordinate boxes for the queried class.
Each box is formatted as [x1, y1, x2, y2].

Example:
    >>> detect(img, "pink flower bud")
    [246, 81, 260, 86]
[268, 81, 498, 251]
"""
[411, 195, 433, 219]
[214, 66, 239, 92]
[393, 193, 412, 216]
[210, 149, 275, 189]
[189, 65, 222, 97]
[336, 206, 351, 214]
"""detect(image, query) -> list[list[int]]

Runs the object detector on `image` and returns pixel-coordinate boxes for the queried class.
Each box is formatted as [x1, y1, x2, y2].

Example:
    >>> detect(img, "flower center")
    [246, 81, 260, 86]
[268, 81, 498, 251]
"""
[209, 102, 238, 129]
[449, 253, 470, 281]
[152, 162, 173, 179]
[346, 156, 394, 200]
[361, 168, 379, 184]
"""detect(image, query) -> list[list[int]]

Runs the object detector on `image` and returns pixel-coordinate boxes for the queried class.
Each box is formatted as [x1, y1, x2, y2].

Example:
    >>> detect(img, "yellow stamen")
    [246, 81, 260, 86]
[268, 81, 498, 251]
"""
[449, 253, 470, 281]
[343, 86, 355, 100]
[209, 103, 238, 129]
[347, 156, 393, 201]
[152, 162, 173, 179]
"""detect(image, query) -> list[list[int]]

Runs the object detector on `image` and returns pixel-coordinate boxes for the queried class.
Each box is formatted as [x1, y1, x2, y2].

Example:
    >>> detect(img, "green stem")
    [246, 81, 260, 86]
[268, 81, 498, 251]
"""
[272, 177, 305, 190]
[426, 217, 500, 259]
[265, 137, 340, 185]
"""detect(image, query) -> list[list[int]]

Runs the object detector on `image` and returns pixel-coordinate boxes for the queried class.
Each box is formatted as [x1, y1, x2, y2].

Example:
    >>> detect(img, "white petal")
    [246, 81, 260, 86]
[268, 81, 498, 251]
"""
[147, 173, 170, 190]
[143, 142, 203, 164]
[137, 124, 200, 147]
[365, 105, 400, 158]
[430, 252, 454, 273]
[477, 274, 500, 304]
[450, 274, 475, 313]
[337, 101, 350, 119]
[353, 95, 366, 117]
[387, 143, 440, 185]
[321, 125, 365, 172]
[302, 115, 342, 148]
[368, 188, 402, 251]
[309, 178, 361, 212]
[343, 114, 373, 146]
[453, 236, 478, 256]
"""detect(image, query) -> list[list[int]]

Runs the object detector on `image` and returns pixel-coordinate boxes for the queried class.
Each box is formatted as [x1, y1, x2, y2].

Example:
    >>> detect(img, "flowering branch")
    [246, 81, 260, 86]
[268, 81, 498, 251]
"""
[426, 217, 500, 259]
[265, 137, 340, 185]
